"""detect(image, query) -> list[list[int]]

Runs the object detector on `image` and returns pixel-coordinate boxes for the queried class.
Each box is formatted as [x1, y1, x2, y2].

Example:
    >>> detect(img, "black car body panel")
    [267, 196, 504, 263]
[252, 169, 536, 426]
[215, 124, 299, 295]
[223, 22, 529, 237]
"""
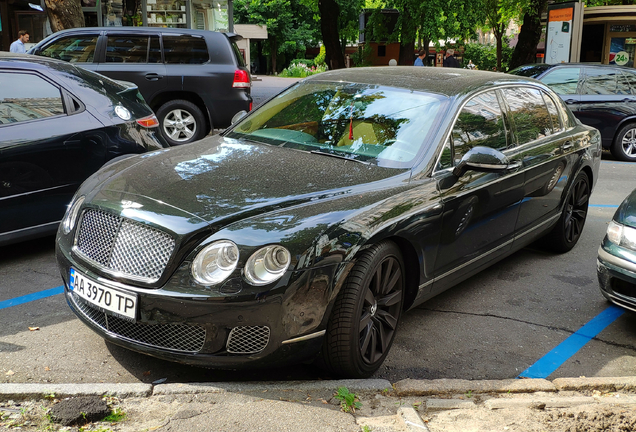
[598, 188, 636, 312]
[55, 67, 602, 373]
[0, 53, 168, 246]
[29, 28, 252, 141]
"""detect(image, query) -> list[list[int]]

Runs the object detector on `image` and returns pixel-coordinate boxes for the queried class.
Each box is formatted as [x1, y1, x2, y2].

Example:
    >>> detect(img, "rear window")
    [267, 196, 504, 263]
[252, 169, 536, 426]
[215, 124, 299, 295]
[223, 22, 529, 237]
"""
[163, 35, 209, 64]
[231, 41, 246, 67]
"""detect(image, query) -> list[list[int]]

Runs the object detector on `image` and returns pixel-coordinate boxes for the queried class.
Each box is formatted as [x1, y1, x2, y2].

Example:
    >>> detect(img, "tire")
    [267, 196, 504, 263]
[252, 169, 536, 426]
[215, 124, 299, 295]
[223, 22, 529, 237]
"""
[545, 172, 590, 253]
[319, 241, 405, 378]
[156, 100, 207, 146]
[610, 123, 636, 162]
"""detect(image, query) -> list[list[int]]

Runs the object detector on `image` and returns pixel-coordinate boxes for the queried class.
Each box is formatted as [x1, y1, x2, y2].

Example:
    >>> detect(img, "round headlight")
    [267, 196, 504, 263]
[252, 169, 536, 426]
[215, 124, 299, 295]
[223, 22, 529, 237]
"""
[244, 245, 291, 286]
[61, 195, 85, 235]
[192, 240, 239, 285]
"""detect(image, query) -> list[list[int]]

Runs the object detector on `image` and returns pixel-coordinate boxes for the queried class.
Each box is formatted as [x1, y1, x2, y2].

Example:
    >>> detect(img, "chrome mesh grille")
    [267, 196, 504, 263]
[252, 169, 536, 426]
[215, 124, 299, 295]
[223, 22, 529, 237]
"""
[71, 293, 206, 353]
[226, 326, 270, 354]
[76, 209, 175, 282]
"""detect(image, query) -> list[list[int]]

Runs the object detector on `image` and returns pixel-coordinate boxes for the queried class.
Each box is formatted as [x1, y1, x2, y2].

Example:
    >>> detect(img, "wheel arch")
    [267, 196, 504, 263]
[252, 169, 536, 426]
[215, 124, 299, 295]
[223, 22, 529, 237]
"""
[611, 118, 636, 146]
[149, 92, 212, 132]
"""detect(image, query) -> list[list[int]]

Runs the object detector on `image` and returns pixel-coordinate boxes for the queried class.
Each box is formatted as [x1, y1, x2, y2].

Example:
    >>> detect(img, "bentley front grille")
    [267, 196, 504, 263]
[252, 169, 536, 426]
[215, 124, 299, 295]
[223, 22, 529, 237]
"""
[75, 209, 175, 283]
[226, 326, 270, 354]
[71, 293, 206, 353]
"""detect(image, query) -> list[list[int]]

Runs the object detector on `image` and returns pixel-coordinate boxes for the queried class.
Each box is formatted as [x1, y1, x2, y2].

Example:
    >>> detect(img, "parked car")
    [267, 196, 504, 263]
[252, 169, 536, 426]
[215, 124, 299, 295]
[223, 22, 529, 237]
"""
[29, 28, 252, 146]
[509, 63, 636, 162]
[598, 188, 636, 312]
[0, 52, 168, 247]
[56, 67, 601, 378]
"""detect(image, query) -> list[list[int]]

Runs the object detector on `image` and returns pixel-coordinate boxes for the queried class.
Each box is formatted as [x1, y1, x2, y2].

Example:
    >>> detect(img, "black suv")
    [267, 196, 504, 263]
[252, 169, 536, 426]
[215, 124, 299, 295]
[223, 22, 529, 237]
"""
[509, 63, 636, 161]
[30, 28, 252, 146]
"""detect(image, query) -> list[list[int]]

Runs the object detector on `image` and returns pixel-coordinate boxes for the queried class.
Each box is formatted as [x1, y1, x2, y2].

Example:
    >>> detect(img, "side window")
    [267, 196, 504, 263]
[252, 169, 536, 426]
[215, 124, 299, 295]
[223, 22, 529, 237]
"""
[451, 91, 508, 164]
[39, 35, 98, 63]
[619, 71, 636, 95]
[503, 87, 553, 145]
[582, 68, 617, 95]
[540, 68, 580, 94]
[542, 92, 563, 133]
[162, 35, 209, 64]
[0, 72, 65, 125]
[105, 36, 149, 63]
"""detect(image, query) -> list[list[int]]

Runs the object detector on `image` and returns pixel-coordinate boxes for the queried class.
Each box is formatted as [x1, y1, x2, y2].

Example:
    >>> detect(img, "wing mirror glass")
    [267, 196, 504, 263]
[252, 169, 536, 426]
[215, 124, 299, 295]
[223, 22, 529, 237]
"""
[452, 146, 510, 178]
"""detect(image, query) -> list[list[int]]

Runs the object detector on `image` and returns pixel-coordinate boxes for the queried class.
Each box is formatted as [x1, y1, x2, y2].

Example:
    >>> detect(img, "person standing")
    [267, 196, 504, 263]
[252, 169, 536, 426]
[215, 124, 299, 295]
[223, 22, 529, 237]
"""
[414, 49, 426, 66]
[10, 30, 30, 54]
[443, 48, 460, 68]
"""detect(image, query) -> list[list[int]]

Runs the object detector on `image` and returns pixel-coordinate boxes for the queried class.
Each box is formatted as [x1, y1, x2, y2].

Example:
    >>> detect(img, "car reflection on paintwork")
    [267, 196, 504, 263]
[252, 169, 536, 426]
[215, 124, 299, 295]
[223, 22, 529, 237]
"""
[55, 67, 601, 378]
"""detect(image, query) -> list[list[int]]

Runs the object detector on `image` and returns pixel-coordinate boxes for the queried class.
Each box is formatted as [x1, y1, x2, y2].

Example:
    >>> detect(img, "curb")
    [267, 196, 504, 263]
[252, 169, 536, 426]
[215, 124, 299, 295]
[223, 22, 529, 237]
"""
[2, 377, 636, 402]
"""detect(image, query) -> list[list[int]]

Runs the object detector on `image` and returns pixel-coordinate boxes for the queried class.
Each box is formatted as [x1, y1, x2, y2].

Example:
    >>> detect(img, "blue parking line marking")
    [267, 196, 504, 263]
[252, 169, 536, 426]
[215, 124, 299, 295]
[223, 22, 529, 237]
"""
[518, 305, 625, 379]
[589, 204, 619, 208]
[0, 286, 64, 310]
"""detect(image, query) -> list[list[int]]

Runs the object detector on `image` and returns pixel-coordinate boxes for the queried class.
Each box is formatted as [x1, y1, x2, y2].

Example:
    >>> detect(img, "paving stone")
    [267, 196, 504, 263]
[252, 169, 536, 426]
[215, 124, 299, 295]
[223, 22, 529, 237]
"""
[425, 399, 477, 411]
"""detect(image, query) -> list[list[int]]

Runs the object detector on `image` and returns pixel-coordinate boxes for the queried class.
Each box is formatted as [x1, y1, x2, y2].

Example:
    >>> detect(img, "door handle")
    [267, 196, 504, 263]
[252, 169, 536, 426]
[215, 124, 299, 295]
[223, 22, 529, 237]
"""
[145, 73, 163, 81]
[564, 99, 577, 104]
[507, 161, 522, 171]
[562, 141, 574, 151]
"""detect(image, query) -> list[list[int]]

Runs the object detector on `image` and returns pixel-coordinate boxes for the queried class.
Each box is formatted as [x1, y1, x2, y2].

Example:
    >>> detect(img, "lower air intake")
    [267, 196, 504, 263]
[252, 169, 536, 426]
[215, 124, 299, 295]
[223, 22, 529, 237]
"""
[226, 326, 270, 354]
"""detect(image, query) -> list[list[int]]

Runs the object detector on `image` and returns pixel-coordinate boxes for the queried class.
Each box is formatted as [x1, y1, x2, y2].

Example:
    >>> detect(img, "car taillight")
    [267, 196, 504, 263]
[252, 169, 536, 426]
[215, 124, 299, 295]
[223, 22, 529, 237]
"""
[137, 114, 160, 128]
[232, 69, 251, 88]
[249, 101, 253, 111]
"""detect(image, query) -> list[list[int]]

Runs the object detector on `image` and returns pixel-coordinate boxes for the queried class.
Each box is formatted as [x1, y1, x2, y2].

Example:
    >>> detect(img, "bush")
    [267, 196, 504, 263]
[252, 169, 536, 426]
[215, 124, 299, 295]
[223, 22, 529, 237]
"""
[462, 41, 514, 72]
[351, 44, 373, 67]
[314, 45, 326, 66]
[291, 58, 314, 68]
[279, 62, 328, 78]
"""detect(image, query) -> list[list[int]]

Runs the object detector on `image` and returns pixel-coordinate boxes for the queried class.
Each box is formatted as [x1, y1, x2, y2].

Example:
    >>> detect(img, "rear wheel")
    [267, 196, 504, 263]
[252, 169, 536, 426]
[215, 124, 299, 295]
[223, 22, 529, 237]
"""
[319, 241, 404, 378]
[610, 123, 636, 162]
[157, 100, 207, 146]
[545, 172, 590, 253]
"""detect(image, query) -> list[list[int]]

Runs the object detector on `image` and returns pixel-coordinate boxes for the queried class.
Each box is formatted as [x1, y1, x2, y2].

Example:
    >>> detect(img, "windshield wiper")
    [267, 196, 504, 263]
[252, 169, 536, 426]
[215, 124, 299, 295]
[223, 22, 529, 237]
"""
[310, 150, 371, 165]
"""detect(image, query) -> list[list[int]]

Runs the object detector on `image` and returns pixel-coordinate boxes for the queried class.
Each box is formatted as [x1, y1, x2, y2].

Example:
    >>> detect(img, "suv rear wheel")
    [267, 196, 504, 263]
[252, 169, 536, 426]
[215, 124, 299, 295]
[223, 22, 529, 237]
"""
[157, 100, 207, 146]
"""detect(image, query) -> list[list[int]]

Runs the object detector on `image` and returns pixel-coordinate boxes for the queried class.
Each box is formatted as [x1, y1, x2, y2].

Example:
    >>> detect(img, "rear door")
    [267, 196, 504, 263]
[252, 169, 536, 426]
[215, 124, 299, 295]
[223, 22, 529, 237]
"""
[576, 66, 636, 147]
[0, 69, 105, 241]
[96, 32, 166, 106]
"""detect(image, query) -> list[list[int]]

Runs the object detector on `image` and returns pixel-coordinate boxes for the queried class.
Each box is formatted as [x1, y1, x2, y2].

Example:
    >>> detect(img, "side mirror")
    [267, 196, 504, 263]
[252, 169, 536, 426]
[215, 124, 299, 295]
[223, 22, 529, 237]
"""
[231, 110, 248, 125]
[452, 146, 510, 178]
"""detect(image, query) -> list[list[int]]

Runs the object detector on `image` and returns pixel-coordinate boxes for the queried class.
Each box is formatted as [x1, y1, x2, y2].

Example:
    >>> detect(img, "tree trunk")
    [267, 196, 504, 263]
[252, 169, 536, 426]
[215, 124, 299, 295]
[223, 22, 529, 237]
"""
[494, 23, 504, 71]
[318, 0, 345, 70]
[270, 35, 277, 74]
[509, 0, 548, 69]
[44, 0, 84, 32]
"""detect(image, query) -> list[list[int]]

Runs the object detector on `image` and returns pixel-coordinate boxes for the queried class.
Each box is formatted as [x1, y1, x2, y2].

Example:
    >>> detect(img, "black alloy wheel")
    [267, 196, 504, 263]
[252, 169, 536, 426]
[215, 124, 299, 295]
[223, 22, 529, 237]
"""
[546, 172, 590, 253]
[320, 241, 404, 378]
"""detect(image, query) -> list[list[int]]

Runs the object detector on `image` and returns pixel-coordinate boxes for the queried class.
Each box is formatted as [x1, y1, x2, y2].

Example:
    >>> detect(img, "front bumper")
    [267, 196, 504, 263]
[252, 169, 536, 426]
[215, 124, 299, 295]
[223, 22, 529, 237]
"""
[56, 243, 341, 369]
[597, 245, 636, 313]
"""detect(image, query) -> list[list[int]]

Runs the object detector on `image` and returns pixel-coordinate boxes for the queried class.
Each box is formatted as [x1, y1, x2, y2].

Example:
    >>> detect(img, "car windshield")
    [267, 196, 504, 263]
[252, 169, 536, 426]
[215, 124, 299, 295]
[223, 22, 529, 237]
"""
[226, 81, 448, 168]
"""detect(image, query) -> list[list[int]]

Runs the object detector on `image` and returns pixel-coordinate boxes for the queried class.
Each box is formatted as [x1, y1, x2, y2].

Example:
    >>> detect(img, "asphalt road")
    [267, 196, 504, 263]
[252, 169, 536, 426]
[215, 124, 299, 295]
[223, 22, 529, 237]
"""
[0, 77, 635, 386]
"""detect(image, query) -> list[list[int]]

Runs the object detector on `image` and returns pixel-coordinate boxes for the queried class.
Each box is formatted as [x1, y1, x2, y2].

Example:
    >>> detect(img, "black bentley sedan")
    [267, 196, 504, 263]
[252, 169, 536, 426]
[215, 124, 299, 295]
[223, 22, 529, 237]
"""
[0, 53, 168, 246]
[56, 67, 602, 378]
[598, 188, 636, 312]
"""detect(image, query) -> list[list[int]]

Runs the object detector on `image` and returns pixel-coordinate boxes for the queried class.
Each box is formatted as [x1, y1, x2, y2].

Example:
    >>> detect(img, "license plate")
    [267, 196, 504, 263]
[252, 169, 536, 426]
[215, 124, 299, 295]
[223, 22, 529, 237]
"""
[70, 268, 137, 320]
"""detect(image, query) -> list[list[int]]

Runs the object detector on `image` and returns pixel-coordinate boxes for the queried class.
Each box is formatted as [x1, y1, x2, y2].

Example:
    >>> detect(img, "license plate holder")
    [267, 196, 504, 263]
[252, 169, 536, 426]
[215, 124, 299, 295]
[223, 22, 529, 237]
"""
[70, 268, 137, 321]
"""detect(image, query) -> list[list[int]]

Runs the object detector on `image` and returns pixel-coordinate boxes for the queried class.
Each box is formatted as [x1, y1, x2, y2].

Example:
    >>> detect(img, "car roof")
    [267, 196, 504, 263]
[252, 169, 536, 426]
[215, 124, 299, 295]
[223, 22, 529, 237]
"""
[0, 52, 75, 71]
[40, 27, 239, 39]
[305, 66, 545, 98]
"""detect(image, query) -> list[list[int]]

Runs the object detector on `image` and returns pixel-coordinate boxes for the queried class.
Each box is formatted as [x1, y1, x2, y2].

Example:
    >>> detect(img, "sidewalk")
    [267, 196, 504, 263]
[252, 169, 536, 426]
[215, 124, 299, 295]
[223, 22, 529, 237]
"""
[2, 377, 636, 431]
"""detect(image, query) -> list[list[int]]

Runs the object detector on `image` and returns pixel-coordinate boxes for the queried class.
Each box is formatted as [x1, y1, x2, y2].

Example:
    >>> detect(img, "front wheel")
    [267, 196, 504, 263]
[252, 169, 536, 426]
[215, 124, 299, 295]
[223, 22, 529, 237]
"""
[611, 123, 636, 162]
[545, 172, 590, 253]
[319, 241, 404, 378]
[156, 100, 207, 146]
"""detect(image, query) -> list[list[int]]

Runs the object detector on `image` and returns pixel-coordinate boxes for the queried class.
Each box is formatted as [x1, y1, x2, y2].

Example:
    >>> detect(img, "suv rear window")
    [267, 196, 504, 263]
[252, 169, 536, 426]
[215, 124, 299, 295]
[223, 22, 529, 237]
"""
[163, 35, 209, 64]
[231, 41, 246, 67]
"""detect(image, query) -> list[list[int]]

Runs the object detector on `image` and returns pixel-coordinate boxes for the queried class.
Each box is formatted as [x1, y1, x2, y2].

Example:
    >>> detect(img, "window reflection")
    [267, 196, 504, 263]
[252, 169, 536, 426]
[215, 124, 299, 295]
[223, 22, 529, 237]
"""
[0, 73, 64, 125]
[503, 87, 553, 145]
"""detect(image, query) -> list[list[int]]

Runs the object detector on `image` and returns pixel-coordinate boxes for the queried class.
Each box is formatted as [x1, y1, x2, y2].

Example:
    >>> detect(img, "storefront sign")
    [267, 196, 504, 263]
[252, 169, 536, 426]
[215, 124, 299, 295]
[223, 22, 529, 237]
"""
[615, 51, 630, 66]
[547, 7, 574, 64]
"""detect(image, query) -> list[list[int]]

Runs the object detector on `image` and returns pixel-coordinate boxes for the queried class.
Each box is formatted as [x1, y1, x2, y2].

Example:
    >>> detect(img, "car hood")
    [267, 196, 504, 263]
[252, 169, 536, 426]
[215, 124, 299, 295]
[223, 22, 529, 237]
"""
[616, 188, 636, 229]
[96, 134, 409, 228]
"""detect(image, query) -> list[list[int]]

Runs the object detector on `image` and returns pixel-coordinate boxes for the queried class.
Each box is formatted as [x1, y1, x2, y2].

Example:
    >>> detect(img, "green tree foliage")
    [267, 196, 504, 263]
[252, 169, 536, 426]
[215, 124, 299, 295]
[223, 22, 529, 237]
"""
[463, 41, 513, 71]
[234, 0, 319, 73]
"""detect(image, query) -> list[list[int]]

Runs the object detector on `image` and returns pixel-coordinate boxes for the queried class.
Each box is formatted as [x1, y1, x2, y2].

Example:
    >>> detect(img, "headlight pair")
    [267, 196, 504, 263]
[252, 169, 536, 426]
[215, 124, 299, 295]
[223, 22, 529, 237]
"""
[607, 220, 636, 251]
[191, 241, 291, 287]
